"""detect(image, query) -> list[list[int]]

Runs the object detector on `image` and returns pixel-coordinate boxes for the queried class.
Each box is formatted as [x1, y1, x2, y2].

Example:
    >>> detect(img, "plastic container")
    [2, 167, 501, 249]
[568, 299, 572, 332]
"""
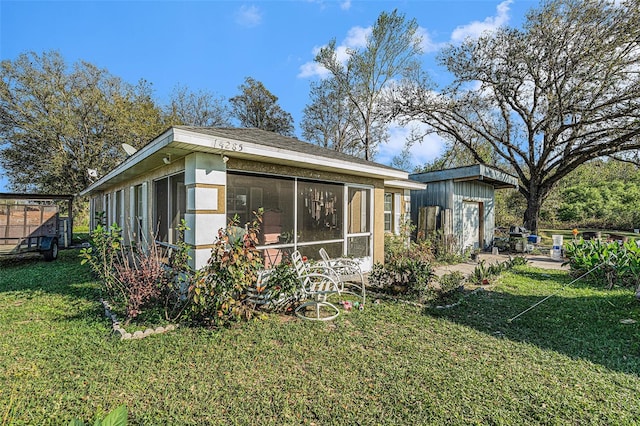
[527, 235, 541, 244]
[552, 235, 563, 247]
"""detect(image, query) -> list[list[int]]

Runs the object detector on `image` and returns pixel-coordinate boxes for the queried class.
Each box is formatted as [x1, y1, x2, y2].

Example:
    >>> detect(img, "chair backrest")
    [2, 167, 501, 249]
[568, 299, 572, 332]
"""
[319, 247, 330, 263]
[291, 250, 308, 278]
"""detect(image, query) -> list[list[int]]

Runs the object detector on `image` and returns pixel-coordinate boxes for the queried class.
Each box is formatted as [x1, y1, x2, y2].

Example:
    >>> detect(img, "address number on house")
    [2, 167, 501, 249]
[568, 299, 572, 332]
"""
[210, 139, 243, 152]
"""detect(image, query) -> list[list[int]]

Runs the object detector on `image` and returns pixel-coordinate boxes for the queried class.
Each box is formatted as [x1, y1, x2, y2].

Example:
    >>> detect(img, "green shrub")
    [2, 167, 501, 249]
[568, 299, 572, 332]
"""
[564, 239, 640, 289]
[368, 257, 434, 298]
[468, 256, 528, 286]
[438, 271, 465, 294]
[424, 230, 466, 264]
[189, 211, 265, 326]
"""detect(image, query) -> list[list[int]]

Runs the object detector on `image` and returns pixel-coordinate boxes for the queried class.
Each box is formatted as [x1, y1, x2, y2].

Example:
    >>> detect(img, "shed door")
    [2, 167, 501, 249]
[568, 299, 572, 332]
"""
[462, 201, 480, 252]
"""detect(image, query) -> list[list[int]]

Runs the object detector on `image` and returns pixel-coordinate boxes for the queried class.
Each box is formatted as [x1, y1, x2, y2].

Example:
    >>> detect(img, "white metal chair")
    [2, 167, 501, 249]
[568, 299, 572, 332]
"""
[291, 250, 342, 321]
[319, 247, 366, 305]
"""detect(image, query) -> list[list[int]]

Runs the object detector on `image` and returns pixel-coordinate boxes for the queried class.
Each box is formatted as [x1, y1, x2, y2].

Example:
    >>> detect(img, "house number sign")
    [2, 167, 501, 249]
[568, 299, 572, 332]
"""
[211, 138, 243, 152]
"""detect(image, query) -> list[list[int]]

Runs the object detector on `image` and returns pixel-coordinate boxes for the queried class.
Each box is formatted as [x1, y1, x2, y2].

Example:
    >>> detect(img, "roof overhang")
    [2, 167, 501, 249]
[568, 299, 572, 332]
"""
[384, 179, 427, 190]
[81, 127, 411, 196]
[409, 164, 518, 189]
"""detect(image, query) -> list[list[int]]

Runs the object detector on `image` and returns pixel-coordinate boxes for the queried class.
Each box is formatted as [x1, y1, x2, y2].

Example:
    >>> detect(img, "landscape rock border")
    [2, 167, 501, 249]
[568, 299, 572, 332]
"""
[101, 298, 178, 340]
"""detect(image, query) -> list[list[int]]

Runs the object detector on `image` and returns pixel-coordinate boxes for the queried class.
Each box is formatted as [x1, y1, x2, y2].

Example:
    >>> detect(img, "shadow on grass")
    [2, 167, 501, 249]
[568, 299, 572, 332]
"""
[426, 267, 640, 376]
[0, 249, 99, 302]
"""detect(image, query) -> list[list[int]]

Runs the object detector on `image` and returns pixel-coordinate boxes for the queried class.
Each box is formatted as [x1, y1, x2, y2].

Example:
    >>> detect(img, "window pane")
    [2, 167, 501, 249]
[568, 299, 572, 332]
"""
[170, 174, 186, 244]
[227, 173, 295, 246]
[384, 212, 392, 232]
[384, 193, 392, 211]
[348, 236, 370, 258]
[298, 181, 343, 242]
[348, 187, 370, 234]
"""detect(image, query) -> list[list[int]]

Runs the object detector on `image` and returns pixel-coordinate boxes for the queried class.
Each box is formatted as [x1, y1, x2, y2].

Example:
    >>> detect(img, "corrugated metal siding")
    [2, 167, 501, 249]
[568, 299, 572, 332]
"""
[410, 180, 453, 225]
[453, 181, 495, 249]
[411, 179, 496, 250]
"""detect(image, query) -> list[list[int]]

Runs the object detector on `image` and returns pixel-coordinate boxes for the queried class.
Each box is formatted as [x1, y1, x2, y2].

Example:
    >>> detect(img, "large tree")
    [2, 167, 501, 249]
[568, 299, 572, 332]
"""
[301, 77, 361, 155]
[313, 9, 422, 160]
[390, 0, 640, 233]
[165, 84, 231, 127]
[0, 51, 165, 194]
[229, 77, 294, 136]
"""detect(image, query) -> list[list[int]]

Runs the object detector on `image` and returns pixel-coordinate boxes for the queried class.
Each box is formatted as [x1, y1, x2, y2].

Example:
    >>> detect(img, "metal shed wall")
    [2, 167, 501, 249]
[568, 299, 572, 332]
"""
[452, 181, 495, 249]
[410, 179, 495, 250]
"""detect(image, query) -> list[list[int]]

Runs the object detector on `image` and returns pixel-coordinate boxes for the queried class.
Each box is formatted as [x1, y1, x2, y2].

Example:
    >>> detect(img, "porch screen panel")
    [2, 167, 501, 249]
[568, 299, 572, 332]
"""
[226, 173, 295, 246]
[154, 178, 169, 242]
[347, 187, 372, 258]
[170, 174, 186, 244]
[297, 181, 343, 243]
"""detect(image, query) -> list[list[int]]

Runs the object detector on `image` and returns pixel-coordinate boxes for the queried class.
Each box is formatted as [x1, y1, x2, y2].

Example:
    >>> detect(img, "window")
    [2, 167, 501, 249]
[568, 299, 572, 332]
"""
[154, 173, 185, 244]
[384, 193, 393, 232]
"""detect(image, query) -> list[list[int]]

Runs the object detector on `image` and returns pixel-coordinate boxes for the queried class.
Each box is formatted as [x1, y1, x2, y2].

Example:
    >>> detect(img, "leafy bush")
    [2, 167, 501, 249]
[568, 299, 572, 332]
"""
[265, 259, 299, 299]
[162, 220, 192, 321]
[80, 217, 191, 324]
[468, 256, 528, 285]
[79, 222, 123, 301]
[189, 211, 265, 326]
[438, 271, 465, 294]
[424, 230, 466, 264]
[564, 239, 640, 289]
[113, 243, 168, 322]
[368, 257, 434, 298]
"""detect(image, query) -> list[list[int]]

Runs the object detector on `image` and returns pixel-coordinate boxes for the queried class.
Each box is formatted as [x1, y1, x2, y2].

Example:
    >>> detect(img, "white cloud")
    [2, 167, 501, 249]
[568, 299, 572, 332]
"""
[376, 122, 446, 170]
[298, 25, 371, 78]
[344, 26, 370, 49]
[235, 5, 262, 28]
[298, 60, 330, 78]
[417, 27, 445, 54]
[340, 0, 351, 11]
[450, 0, 513, 43]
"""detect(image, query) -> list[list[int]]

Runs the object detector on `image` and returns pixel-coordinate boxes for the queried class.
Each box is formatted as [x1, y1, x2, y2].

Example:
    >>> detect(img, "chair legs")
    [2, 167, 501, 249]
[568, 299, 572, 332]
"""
[295, 296, 340, 321]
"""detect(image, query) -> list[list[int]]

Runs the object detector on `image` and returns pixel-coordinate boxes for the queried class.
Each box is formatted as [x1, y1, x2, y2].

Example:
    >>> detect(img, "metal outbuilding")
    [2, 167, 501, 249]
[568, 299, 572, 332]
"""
[409, 165, 518, 252]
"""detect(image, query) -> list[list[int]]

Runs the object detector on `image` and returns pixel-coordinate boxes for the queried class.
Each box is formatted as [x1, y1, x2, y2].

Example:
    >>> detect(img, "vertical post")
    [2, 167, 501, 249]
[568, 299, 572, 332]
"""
[184, 153, 228, 270]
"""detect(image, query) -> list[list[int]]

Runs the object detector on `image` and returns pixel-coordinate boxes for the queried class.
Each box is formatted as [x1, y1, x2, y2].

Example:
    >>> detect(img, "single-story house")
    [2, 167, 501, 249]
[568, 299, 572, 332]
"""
[80, 126, 425, 271]
[409, 165, 518, 252]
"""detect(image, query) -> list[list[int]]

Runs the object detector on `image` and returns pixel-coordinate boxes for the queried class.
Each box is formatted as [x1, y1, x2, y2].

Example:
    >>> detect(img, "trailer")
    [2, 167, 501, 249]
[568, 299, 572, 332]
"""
[0, 193, 73, 261]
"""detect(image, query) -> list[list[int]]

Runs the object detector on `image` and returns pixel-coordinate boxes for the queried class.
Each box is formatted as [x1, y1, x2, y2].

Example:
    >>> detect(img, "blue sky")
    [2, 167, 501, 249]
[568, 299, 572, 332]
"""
[0, 0, 535, 192]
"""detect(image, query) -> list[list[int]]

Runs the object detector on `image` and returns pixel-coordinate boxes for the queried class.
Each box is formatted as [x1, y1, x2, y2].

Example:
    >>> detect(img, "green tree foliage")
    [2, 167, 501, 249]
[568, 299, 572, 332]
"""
[549, 161, 640, 229]
[313, 9, 422, 160]
[165, 84, 231, 127]
[229, 77, 294, 136]
[391, 0, 640, 233]
[493, 160, 640, 230]
[0, 51, 165, 194]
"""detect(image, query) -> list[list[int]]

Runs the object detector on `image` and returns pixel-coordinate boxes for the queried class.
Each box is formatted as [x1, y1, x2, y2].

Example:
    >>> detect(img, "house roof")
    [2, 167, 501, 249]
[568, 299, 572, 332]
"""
[409, 164, 518, 189]
[80, 126, 425, 195]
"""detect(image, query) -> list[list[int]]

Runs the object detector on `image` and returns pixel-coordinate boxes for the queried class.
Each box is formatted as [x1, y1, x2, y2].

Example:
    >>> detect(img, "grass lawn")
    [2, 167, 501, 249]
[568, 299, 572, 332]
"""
[1, 250, 639, 425]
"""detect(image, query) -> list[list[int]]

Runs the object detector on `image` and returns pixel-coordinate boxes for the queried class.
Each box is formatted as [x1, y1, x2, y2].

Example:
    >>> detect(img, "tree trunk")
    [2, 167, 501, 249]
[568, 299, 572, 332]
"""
[523, 200, 541, 235]
[523, 184, 543, 235]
